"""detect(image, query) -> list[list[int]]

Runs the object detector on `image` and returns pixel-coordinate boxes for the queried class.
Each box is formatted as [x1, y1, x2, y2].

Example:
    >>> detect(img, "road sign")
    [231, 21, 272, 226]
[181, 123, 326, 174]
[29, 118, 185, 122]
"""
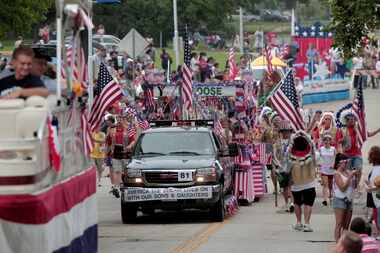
[118, 28, 149, 59]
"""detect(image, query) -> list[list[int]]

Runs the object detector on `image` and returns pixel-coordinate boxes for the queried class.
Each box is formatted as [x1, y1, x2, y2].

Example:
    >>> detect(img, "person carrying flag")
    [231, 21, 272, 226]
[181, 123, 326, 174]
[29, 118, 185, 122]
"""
[106, 110, 136, 198]
[336, 79, 380, 190]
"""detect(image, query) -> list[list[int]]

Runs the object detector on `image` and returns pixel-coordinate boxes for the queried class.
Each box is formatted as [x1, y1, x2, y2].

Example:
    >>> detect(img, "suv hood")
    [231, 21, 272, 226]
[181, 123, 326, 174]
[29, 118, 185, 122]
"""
[128, 155, 215, 170]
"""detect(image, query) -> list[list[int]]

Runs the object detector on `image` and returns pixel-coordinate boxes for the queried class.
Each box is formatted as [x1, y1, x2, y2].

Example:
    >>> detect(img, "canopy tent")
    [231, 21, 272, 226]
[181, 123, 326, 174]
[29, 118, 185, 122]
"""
[251, 56, 287, 68]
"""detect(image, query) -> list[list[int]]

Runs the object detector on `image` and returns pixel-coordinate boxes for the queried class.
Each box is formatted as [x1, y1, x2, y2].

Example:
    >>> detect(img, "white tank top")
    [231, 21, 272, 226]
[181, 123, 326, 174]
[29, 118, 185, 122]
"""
[333, 172, 353, 200]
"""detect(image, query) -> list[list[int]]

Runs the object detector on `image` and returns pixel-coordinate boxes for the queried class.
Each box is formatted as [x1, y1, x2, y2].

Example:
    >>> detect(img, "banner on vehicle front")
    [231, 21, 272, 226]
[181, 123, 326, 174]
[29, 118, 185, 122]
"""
[124, 186, 213, 202]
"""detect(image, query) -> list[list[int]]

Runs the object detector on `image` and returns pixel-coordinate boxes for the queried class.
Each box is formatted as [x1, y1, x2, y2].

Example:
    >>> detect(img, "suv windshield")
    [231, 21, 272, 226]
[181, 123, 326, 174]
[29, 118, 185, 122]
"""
[134, 131, 215, 156]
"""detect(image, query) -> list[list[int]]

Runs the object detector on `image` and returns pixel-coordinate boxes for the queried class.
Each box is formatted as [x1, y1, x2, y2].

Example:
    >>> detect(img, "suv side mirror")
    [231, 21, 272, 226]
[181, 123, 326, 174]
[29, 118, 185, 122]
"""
[228, 143, 239, 157]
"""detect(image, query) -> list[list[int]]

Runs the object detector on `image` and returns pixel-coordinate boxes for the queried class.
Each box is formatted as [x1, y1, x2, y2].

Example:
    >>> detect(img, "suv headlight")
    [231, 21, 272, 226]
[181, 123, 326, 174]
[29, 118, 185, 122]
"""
[196, 167, 217, 182]
[126, 168, 142, 178]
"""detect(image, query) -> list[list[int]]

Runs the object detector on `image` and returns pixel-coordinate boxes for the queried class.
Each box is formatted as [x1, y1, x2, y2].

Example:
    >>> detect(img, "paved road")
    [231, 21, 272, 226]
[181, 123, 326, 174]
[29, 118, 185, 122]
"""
[98, 88, 380, 253]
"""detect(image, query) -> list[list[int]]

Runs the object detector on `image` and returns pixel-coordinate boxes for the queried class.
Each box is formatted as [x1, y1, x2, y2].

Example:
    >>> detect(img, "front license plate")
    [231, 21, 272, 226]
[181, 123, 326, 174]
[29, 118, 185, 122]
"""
[177, 170, 193, 182]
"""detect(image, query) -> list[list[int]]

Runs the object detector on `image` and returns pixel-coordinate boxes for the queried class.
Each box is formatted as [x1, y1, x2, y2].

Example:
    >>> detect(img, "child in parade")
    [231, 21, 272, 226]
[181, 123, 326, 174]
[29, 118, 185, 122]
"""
[333, 153, 357, 241]
[273, 120, 294, 212]
[319, 134, 337, 206]
[90, 130, 107, 187]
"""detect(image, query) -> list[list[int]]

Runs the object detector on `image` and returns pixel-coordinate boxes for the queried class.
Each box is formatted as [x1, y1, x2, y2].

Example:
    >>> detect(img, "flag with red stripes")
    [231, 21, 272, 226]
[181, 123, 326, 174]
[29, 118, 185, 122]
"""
[81, 109, 93, 156]
[228, 48, 239, 80]
[269, 71, 305, 131]
[182, 27, 193, 110]
[352, 78, 367, 147]
[89, 63, 122, 131]
[265, 45, 274, 77]
[127, 125, 137, 139]
[47, 115, 61, 172]
[214, 115, 224, 138]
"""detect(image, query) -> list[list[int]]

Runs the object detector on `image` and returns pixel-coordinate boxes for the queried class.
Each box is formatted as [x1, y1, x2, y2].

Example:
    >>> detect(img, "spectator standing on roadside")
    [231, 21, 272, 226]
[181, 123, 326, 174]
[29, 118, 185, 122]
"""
[96, 24, 105, 35]
[333, 153, 357, 242]
[14, 36, 23, 48]
[350, 217, 380, 253]
[365, 146, 380, 232]
[331, 231, 363, 253]
[199, 52, 208, 82]
[160, 49, 172, 76]
[190, 52, 200, 82]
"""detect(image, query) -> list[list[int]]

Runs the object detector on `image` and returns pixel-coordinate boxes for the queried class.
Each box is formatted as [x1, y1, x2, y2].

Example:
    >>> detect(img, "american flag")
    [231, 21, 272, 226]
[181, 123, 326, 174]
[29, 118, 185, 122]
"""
[89, 63, 122, 131]
[255, 143, 272, 165]
[127, 124, 137, 139]
[182, 27, 193, 110]
[352, 79, 367, 146]
[136, 114, 150, 131]
[144, 87, 155, 112]
[269, 71, 305, 131]
[265, 45, 274, 77]
[81, 109, 93, 156]
[214, 115, 224, 138]
[228, 48, 239, 80]
[61, 46, 88, 89]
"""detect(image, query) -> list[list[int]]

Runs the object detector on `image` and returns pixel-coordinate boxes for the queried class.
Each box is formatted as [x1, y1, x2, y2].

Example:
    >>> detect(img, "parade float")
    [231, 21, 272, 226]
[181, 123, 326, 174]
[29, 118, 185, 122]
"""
[293, 22, 351, 104]
[0, 1, 97, 252]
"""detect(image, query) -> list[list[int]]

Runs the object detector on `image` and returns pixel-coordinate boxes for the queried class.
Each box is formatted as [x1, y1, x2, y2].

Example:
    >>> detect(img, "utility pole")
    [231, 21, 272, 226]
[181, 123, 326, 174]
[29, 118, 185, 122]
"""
[173, 0, 180, 68]
[239, 7, 244, 54]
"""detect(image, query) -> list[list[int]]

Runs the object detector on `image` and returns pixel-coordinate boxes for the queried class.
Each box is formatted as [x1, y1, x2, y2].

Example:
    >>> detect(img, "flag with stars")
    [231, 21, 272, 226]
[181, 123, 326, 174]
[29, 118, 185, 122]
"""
[89, 62, 123, 131]
[182, 26, 193, 110]
[269, 71, 305, 131]
[352, 79, 367, 146]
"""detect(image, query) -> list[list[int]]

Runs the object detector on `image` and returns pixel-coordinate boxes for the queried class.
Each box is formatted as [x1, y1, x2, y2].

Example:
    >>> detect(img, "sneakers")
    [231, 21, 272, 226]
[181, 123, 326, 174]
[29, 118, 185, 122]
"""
[292, 223, 313, 232]
[292, 223, 304, 231]
[288, 203, 295, 213]
[303, 224, 313, 232]
[109, 187, 120, 198]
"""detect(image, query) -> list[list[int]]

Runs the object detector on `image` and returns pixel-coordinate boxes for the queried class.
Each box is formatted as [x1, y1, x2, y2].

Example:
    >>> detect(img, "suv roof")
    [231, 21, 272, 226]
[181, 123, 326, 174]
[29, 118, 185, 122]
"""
[143, 126, 211, 134]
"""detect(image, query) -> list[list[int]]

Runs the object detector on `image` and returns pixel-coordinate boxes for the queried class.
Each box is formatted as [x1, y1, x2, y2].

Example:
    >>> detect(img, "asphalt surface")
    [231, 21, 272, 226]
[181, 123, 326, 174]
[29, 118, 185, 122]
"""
[98, 87, 380, 253]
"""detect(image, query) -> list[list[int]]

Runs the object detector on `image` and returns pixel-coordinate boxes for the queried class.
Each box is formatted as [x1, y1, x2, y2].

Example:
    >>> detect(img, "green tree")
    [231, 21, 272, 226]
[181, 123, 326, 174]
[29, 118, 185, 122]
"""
[0, 0, 53, 39]
[93, 0, 244, 44]
[328, 0, 380, 58]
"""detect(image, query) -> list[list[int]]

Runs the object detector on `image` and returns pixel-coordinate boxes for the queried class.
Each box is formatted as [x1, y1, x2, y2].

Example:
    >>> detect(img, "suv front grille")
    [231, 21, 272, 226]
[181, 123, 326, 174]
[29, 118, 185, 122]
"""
[144, 171, 179, 184]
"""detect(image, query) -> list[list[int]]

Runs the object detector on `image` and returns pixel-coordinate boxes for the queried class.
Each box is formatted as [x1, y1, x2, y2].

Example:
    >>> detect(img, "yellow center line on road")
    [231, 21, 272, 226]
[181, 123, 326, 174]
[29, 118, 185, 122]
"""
[168, 219, 229, 253]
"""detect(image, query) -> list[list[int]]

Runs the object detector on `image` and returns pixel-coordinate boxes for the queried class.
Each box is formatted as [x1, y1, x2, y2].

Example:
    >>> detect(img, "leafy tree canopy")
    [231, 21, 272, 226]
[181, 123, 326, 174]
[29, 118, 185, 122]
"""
[328, 0, 380, 58]
[0, 0, 53, 39]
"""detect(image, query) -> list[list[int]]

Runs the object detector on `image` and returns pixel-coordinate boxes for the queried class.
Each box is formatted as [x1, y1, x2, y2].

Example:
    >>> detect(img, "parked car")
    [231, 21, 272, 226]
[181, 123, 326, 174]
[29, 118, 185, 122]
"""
[93, 34, 121, 52]
[261, 10, 289, 22]
[120, 120, 238, 223]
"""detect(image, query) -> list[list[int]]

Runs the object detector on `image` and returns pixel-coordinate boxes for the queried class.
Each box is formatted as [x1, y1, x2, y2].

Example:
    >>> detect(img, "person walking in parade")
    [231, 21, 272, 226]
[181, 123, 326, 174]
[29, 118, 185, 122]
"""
[336, 113, 380, 190]
[273, 120, 294, 212]
[319, 134, 337, 206]
[287, 131, 317, 232]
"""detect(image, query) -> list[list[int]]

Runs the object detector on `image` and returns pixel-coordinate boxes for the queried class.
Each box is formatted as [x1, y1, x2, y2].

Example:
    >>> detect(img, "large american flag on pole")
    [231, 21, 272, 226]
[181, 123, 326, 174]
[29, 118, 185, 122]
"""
[89, 63, 122, 131]
[352, 78, 367, 146]
[269, 71, 305, 131]
[182, 26, 193, 110]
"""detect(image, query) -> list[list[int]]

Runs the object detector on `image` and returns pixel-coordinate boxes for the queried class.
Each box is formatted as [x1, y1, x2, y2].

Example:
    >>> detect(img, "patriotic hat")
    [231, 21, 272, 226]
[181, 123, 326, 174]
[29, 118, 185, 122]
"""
[278, 120, 293, 131]
[336, 103, 354, 127]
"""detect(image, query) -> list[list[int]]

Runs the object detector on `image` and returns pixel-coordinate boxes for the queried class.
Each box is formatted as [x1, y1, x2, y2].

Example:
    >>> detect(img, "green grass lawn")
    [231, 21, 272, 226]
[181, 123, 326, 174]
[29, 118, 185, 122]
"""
[0, 40, 15, 54]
